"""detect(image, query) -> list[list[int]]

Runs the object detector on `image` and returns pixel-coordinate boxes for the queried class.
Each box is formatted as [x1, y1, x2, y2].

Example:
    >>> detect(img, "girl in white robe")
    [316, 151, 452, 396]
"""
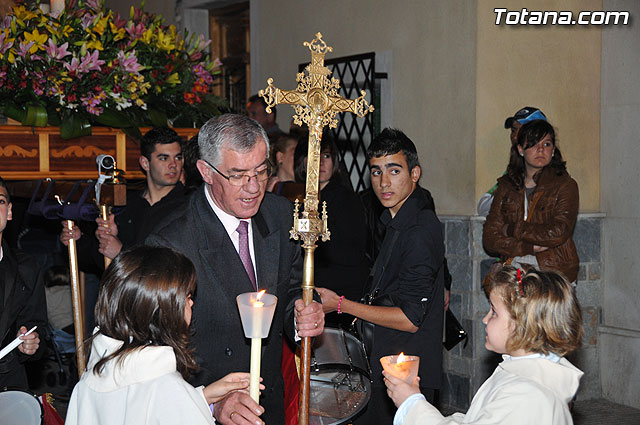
[384, 266, 583, 425]
[67, 246, 258, 425]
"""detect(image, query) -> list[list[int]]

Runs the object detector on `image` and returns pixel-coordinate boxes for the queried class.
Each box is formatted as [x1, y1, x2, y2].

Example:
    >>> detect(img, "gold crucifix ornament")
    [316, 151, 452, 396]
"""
[259, 32, 373, 425]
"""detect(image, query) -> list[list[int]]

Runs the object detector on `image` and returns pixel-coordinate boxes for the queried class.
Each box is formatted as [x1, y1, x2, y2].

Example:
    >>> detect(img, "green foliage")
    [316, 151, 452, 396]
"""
[0, 0, 228, 138]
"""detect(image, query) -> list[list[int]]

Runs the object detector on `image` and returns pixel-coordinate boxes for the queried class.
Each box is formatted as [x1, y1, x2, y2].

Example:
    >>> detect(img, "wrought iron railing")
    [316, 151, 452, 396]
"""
[300, 52, 385, 192]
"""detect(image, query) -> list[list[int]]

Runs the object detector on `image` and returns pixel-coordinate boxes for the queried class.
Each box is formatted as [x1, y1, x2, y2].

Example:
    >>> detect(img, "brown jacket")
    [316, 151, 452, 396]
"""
[483, 167, 579, 282]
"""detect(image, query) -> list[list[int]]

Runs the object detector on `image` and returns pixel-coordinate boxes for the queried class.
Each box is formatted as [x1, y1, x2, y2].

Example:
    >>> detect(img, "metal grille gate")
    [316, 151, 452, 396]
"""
[299, 52, 382, 192]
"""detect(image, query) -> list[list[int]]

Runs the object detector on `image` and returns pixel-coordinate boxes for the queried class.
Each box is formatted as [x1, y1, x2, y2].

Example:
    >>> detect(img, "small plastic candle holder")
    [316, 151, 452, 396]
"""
[380, 354, 420, 383]
[236, 291, 278, 339]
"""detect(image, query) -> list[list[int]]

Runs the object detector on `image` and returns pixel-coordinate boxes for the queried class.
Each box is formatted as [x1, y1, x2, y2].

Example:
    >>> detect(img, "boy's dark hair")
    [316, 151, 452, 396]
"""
[182, 135, 203, 191]
[0, 176, 9, 203]
[367, 128, 420, 170]
[140, 127, 183, 160]
[248, 94, 276, 119]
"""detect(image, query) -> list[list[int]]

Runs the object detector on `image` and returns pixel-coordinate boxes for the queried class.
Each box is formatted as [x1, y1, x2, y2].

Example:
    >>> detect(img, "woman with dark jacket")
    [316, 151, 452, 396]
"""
[483, 120, 579, 283]
[294, 135, 368, 322]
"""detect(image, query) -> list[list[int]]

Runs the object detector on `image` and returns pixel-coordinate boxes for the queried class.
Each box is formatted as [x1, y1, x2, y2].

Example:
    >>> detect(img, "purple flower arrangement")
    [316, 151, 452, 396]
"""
[0, 0, 226, 138]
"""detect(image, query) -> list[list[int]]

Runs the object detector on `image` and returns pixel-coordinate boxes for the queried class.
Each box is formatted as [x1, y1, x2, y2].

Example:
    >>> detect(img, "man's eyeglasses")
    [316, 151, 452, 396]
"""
[204, 159, 271, 187]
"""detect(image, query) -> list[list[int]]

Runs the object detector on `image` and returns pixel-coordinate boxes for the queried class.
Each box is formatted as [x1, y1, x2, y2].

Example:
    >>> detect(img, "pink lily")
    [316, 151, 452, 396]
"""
[81, 14, 96, 30]
[86, 0, 102, 11]
[193, 64, 213, 84]
[64, 56, 80, 73]
[0, 32, 13, 55]
[117, 50, 143, 73]
[193, 34, 212, 52]
[17, 41, 35, 59]
[112, 13, 127, 29]
[45, 39, 71, 60]
[125, 22, 145, 40]
[78, 50, 105, 73]
[0, 16, 11, 30]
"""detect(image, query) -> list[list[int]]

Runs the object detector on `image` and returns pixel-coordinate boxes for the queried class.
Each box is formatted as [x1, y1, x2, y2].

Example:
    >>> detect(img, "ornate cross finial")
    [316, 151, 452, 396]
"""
[259, 32, 374, 248]
[304, 32, 333, 55]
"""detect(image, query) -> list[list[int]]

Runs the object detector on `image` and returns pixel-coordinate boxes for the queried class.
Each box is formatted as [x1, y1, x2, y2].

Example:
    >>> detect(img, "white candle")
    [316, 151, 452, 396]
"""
[0, 326, 37, 361]
[250, 337, 261, 402]
[380, 353, 420, 383]
[237, 290, 277, 403]
[252, 290, 266, 336]
[50, 0, 65, 15]
[249, 290, 266, 402]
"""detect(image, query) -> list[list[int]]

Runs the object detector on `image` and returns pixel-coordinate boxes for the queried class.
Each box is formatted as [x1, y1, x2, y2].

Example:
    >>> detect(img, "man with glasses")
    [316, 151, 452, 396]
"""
[147, 114, 325, 425]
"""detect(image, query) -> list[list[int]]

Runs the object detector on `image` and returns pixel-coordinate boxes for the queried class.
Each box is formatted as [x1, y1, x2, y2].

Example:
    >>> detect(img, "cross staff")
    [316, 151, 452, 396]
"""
[259, 32, 373, 425]
[64, 218, 86, 377]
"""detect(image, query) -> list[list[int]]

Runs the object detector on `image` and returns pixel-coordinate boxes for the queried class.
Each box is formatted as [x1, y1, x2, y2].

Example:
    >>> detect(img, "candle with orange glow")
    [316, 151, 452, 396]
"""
[380, 353, 420, 383]
[252, 289, 266, 330]
[237, 290, 277, 403]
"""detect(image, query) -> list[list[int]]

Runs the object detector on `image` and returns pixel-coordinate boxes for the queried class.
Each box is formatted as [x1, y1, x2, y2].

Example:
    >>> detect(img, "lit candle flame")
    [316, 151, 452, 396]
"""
[253, 290, 266, 308]
[397, 352, 406, 364]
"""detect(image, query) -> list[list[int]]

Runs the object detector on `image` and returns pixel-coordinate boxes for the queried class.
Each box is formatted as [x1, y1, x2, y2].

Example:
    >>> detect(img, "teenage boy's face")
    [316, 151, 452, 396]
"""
[0, 185, 12, 235]
[140, 142, 183, 188]
[369, 152, 420, 218]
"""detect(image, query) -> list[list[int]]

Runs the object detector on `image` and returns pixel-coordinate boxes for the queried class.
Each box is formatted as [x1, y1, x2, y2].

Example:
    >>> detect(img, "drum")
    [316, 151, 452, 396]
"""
[309, 327, 371, 425]
[0, 388, 44, 425]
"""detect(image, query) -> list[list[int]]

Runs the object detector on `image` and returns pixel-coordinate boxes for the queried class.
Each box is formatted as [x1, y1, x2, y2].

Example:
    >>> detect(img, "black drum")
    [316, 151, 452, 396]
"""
[0, 388, 44, 425]
[310, 327, 371, 425]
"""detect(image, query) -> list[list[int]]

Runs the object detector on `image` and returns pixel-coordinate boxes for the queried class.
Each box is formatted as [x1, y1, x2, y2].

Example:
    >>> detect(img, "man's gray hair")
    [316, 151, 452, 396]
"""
[198, 114, 269, 167]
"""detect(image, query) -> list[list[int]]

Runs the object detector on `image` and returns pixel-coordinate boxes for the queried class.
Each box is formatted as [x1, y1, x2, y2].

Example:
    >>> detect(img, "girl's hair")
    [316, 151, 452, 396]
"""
[483, 265, 582, 356]
[294, 132, 340, 184]
[270, 133, 298, 175]
[506, 120, 567, 190]
[182, 135, 203, 192]
[91, 246, 198, 379]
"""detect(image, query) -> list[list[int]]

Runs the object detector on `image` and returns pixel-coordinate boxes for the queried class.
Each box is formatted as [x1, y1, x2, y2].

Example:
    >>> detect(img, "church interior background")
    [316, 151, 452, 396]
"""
[1, 0, 639, 414]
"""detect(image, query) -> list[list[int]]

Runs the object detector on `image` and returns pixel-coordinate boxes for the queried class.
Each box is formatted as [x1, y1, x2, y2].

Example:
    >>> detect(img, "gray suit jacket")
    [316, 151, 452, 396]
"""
[146, 188, 302, 424]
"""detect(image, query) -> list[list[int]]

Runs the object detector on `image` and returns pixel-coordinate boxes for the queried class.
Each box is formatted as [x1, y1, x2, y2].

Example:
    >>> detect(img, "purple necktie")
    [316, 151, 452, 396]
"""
[237, 221, 257, 290]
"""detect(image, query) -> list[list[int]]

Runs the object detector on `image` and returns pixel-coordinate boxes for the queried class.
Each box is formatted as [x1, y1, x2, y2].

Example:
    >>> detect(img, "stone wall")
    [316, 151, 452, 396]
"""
[440, 214, 604, 410]
[599, 0, 640, 409]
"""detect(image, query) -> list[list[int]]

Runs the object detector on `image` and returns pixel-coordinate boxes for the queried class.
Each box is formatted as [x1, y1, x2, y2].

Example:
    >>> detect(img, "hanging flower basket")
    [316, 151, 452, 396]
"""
[0, 0, 227, 139]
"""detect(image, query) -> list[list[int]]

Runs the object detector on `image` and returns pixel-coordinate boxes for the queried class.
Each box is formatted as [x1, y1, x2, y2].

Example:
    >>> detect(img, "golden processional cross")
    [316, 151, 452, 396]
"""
[259, 32, 374, 425]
